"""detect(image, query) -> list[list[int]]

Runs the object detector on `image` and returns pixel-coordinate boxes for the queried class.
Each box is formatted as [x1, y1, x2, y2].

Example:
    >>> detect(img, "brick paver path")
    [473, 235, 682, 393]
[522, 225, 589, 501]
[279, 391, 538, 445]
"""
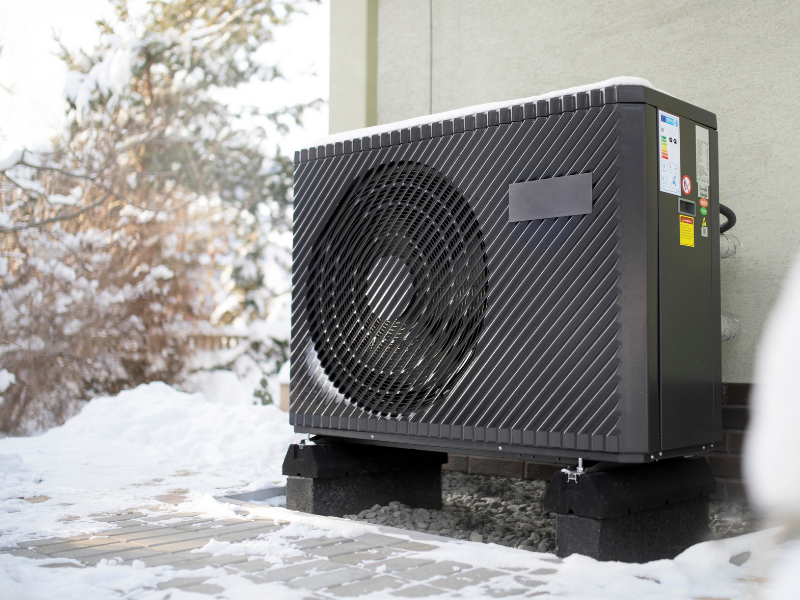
[1, 497, 562, 597]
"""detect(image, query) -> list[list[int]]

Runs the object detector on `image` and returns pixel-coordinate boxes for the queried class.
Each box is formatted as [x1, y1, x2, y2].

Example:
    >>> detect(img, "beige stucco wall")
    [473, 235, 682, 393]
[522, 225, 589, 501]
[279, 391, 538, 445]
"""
[332, 0, 800, 383]
[329, 0, 378, 133]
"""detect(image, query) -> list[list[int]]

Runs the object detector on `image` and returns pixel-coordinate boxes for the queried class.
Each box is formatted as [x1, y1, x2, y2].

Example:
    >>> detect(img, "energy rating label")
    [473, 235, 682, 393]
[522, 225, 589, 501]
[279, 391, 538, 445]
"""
[659, 110, 681, 195]
[680, 215, 695, 247]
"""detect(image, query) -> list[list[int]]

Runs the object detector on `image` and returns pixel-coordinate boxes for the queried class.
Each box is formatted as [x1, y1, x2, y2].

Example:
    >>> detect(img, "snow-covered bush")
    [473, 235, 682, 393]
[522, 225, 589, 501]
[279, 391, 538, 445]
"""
[0, 0, 316, 433]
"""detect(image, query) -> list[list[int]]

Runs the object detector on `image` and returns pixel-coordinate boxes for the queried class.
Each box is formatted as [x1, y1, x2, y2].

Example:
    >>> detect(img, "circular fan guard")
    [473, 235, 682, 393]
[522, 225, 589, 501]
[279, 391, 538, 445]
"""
[307, 161, 488, 416]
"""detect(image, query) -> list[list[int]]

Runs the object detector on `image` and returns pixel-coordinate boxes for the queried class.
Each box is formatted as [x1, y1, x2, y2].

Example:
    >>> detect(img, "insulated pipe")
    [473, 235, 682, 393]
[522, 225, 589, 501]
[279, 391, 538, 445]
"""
[720, 204, 736, 233]
[721, 315, 740, 342]
[720, 233, 743, 259]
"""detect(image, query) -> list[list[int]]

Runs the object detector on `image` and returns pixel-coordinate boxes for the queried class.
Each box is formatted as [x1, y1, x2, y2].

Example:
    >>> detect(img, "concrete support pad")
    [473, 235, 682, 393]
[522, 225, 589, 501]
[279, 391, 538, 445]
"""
[543, 457, 716, 562]
[555, 497, 710, 563]
[287, 468, 443, 517]
[284, 442, 446, 517]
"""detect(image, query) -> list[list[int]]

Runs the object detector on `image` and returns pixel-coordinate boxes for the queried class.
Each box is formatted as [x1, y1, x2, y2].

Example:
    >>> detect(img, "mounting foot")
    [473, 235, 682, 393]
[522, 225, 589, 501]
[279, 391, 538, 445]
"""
[282, 439, 447, 517]
[543, 456, 716, 562]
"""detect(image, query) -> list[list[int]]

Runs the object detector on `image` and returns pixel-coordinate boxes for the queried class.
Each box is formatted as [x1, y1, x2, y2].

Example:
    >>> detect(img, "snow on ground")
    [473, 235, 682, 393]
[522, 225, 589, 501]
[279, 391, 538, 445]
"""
[0, 361, 795, 598]
[0, 380, 298, 547]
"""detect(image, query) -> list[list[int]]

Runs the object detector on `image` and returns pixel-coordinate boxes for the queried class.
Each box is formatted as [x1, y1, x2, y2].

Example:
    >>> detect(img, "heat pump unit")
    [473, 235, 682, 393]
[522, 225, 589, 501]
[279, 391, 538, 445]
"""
[291, 81, 721, 464]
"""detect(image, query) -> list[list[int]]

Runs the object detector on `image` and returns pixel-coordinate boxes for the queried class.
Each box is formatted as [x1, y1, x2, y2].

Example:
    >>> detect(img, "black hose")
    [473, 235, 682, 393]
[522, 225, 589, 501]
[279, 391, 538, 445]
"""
[720, 204, 736, 233]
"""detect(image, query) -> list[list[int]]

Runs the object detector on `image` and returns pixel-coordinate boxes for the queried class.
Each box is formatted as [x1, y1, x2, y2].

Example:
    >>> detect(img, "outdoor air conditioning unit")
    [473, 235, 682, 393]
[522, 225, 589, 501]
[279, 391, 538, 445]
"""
[291, 81, 721, 465]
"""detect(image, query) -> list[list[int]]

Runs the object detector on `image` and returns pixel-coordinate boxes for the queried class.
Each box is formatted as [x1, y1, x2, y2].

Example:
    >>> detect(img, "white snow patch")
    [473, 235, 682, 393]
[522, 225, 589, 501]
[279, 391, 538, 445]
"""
[5, 172, 45, 195]
[0, 553, 173, 600]
[0, 369, 16, 392]
[47, 194, 79, 206]
[304, 76, 667, 149]
[193, 521, 313, 563]
[180, 369, 254, 406]
[0, 381, 297, 546]
[148, 264, 174, 280]
[277, 360, 290, 385]
[0, 148, 23, 171]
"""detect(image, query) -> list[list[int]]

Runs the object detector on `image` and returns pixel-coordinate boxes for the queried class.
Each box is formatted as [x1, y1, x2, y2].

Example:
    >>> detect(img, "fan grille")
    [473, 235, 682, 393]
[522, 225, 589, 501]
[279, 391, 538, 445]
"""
[308, 161, 488, 416]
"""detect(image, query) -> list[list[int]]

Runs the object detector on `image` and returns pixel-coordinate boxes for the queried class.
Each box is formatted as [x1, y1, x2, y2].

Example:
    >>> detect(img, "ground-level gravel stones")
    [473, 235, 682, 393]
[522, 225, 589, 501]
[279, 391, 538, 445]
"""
[342, 471, 755, 554]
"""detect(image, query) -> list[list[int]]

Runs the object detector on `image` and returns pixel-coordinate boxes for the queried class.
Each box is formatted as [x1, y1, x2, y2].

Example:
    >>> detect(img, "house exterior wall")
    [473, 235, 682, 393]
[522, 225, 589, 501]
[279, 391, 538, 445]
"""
[328, 0, 378, 133]
[329, 0, 800, 383]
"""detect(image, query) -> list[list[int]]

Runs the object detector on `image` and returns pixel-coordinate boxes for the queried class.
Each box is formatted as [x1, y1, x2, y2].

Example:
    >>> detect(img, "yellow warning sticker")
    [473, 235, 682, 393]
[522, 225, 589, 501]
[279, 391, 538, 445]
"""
[680, 215, 694, 247]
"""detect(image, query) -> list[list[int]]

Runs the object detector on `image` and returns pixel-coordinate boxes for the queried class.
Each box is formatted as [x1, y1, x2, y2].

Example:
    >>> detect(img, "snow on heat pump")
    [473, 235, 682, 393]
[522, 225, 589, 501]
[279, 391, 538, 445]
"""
[291, 80, 722, 463]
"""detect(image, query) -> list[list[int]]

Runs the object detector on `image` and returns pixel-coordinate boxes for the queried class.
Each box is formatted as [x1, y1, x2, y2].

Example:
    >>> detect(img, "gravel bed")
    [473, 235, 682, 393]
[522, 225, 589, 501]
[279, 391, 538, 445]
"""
[709, 499, 756, 539]
[343, 471, 755, 554]
[344, 471, 557, 553]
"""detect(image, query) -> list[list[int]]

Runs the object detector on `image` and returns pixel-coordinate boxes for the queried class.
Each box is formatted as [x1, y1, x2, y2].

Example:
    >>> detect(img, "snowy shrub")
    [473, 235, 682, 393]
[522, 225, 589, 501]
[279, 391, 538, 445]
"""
[0, 0, 317, 433]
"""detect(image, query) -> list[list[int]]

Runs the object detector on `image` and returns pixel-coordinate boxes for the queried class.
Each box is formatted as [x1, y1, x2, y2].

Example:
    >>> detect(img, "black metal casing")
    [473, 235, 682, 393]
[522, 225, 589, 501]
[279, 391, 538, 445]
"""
[291, 84, 722, 464]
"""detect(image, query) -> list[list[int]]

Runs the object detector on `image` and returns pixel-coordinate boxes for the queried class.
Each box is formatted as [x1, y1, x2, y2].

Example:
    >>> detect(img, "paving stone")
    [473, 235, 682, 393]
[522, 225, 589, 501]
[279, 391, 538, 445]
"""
[430, 568, 505, 590]
[391, 584, 445, 597]
[171, 554, 250, 571]
[259, 559, 342, 583]
[229, 559, 276, 573]
[305, 541, 379, 558]
[485, 588, 527, 597]
[513, 576, 545, 588]
[94, 512, 146, 523]
[23, 495, 50, 504]
[40, 562, 83, 569]
[4, 548, 49, 559]
[353, 533, 406, 548]
[329, 547, 404, 565]
[109, 526, 185, 542]
[127, 551, 200, 567]
[390, 542, 439, 552]
[129, 528, 223, 547]
[401, 561, 470, 581]
[100, 524, 175, 538]
[182, 583, 226, 595]
[18, 536, 90, 548]
[202, 520, 276, 535]
[33, 537, 123, 555]
[365, 556, 436, 573]
[213, 525, 279, 543]
[49, 543, 140, 560]
[286, 566, 373, 591]
[83, 547, 164, 564]
[331, 575, 405, 597]
[293, 537, 353, 550]
[174, 519, 244, 532]
[142, 537, 217, 553]
[137, 512, 202, 522]
[157, 576, 209, 590]
[155, 491, 189, 505]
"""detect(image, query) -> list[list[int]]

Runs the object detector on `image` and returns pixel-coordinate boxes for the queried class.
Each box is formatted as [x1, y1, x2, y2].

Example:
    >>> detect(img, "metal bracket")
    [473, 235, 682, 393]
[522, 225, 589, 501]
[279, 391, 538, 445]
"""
[561, 458, 585, 483]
